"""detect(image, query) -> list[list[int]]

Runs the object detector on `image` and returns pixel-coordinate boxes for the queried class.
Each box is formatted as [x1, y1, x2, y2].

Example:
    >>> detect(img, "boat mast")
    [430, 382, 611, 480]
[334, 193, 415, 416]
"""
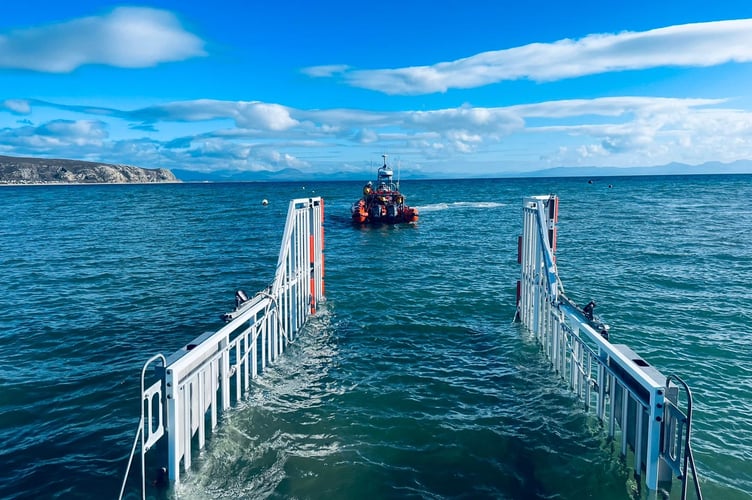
[396, 158, 401, 191]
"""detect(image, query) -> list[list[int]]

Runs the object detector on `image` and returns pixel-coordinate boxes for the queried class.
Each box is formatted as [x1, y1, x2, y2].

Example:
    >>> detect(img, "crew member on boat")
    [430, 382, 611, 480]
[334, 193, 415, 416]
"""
[363, 181, 373, 196]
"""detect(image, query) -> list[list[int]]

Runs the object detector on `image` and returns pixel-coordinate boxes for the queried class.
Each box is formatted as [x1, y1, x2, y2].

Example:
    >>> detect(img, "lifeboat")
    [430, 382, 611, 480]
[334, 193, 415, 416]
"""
[351, 155, 419, 224]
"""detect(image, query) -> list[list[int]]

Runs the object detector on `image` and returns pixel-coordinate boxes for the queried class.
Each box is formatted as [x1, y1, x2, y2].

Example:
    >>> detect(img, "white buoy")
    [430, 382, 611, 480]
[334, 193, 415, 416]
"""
[262, 199, 269, 206]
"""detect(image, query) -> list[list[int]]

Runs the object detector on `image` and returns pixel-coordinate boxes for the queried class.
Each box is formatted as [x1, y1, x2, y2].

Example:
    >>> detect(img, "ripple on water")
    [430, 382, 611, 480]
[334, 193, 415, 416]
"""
[2, 179, 752, 499]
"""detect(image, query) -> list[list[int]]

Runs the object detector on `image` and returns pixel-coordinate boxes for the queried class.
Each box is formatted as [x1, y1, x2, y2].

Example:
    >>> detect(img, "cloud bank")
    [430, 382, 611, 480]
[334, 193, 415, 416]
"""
[4, 95, 747, 173]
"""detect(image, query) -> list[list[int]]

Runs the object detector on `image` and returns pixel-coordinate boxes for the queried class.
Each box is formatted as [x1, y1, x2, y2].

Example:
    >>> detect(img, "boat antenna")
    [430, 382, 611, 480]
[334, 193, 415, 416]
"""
[396, 158, 401, 190]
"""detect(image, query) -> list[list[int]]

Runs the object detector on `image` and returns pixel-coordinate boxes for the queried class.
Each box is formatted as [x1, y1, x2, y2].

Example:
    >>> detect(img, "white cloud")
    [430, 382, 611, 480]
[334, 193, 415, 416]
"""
[531, 99, 752, 167]
[235, 102, 299, 131]
[0, 119, 108, 149]
[396, 105, 523, 153]
[300, 64, 350, 77]
[135, 99, 234, 122]
[2, 99, 32, 114]
[119, 100, 300, 132]
[354, 128, 378, 144]
[4, 94, 752, 173]
[407, 105, 523, 135]
[507, 96, 725, 118]
[324, 19, 752, 94]
[0, 7, 206, 72]
[576, 144, 608, 159]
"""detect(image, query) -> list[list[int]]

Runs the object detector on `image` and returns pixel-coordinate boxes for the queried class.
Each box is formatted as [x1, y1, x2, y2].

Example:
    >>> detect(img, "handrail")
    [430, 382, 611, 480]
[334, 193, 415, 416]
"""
[118, 416, 143, 499]
[667, 374, 703, 500]
[535, 199, 558, 299]
[118, 353, 166, 500]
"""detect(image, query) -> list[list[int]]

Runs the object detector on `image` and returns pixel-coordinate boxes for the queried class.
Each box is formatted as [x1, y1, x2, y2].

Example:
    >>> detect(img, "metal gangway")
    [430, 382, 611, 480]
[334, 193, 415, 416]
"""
[514, 195, 703, 499]
[119, 197, 325, 499]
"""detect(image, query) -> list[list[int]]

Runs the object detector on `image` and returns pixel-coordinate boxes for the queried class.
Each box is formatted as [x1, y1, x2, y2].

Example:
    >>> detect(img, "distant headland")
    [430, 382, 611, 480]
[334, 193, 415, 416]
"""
[0, 155, 178, 185]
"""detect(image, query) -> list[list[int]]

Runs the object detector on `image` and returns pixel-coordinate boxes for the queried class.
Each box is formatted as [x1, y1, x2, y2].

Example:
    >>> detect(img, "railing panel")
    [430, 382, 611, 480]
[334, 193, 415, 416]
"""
[120, 198, 324, 497]
[515, 194, 699, 496]
[142, 379, 164, 451]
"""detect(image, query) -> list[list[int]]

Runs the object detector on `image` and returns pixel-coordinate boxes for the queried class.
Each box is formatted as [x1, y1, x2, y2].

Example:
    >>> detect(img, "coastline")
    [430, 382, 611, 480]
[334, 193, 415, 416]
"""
[0, 180, 183, 186]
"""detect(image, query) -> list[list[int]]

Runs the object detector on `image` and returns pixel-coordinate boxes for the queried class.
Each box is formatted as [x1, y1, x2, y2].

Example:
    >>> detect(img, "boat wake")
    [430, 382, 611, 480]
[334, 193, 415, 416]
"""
[417, 201, 506, 212]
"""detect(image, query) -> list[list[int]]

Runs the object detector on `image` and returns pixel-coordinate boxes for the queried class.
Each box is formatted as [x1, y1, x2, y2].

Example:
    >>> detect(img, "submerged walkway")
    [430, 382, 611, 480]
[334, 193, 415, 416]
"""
[119, 194, 702, 500]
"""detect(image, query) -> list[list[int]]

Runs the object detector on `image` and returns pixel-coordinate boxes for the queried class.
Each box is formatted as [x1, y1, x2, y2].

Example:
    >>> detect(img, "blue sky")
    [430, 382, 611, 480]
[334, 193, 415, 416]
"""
[3, 1, 752, 177]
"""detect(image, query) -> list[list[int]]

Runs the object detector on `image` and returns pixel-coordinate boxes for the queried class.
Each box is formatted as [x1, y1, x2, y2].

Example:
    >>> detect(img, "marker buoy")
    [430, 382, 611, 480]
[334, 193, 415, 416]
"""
[262, 199, 269, 206]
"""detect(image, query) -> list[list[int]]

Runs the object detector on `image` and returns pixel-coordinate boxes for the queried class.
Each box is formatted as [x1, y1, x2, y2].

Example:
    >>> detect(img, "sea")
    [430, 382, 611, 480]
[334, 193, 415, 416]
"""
[0, 174, 750, 500]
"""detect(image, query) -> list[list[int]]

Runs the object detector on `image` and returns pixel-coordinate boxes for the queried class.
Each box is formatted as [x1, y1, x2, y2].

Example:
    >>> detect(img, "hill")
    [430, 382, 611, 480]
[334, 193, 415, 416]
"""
[3, 155, 752, 184]
[512, 159, 752, 178]
[0, 155, 177, 185]
[174, 159, 752, 182]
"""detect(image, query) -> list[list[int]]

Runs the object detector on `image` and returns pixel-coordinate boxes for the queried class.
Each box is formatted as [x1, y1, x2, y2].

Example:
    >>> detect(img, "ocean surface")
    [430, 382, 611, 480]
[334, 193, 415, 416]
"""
[1, 174, 750, 500]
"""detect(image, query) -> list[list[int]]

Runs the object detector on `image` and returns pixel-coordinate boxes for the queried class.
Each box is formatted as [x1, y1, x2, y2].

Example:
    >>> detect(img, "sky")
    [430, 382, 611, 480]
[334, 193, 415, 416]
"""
[3, 0, 752, 178]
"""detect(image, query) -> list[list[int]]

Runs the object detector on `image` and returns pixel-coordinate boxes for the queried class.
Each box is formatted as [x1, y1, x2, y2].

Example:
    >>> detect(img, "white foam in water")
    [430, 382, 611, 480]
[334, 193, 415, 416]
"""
[416, 201, 506, 212]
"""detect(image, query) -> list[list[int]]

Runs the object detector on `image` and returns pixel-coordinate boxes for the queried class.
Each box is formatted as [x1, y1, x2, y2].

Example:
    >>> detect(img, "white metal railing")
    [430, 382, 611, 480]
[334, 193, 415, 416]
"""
[514, 195, 701, 497]
[119, 197, 324, 498]
[663, 375, 703, 499]
[117, 354, 166, 499]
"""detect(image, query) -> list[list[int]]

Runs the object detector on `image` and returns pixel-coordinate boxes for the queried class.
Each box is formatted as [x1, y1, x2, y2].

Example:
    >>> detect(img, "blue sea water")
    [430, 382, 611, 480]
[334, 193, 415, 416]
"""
[0, 175, 751, 499]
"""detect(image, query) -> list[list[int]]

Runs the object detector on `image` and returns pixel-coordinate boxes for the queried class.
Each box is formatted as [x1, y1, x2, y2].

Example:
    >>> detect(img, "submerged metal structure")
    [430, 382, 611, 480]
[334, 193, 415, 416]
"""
[515, 195, 702, 499]
[119, 197, 324, 499]
[117, 192, 705, 498]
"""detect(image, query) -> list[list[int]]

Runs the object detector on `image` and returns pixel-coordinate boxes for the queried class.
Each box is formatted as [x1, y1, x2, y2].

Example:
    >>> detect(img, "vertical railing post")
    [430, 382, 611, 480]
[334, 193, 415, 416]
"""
[165, 367, 180, 483]
[645, 387, 666, 489]
[221, 338, 230, 411]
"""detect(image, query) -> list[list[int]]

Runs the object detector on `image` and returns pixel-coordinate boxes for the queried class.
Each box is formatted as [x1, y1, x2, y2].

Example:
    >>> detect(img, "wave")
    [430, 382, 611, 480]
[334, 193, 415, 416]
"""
[416, 201, 506, 212]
